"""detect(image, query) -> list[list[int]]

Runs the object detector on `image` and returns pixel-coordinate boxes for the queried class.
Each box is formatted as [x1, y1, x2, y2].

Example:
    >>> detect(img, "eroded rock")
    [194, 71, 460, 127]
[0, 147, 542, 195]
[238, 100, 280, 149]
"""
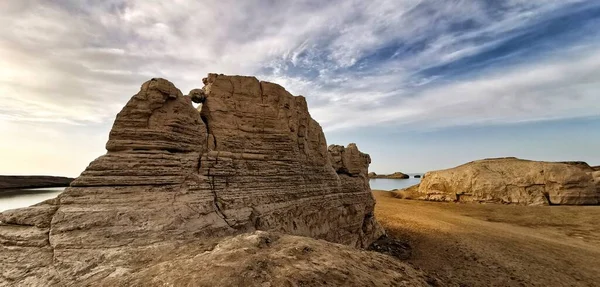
[415, 157, 600, 205]
[0, 75, 386, 285]
[92, 231, 428, 287]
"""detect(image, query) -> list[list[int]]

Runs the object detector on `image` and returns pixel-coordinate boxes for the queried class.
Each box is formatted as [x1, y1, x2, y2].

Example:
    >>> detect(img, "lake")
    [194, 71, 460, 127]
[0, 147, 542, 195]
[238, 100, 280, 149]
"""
[369, 178, 421, 191]
[0, 178, 420, 212]
[0, 187, 64, 212]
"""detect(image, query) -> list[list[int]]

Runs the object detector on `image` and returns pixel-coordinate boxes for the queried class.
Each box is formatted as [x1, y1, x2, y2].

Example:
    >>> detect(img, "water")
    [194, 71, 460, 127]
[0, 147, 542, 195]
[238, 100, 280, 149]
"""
[0, 178, 417, 212]
[0, 187, 65, 212]
[369, 177, 421, 191]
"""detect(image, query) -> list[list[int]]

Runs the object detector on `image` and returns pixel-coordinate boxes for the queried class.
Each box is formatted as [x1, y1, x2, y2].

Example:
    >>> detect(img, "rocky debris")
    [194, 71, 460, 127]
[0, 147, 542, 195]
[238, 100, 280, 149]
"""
[93, 231, 429, 287]
[369, 172, 410, 179]
[0, 176, 73, 191]
[367, 236, 412, 260]
[415, 157, 600, 205]
[0, 75, 386, 285]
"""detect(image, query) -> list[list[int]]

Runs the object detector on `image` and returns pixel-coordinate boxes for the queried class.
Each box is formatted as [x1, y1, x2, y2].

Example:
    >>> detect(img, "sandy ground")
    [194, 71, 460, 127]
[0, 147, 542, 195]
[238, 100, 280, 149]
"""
[373, 190, 600, 287]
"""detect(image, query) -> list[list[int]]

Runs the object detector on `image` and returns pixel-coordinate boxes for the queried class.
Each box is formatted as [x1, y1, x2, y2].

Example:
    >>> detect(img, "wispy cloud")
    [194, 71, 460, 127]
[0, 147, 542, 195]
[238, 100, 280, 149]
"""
[0, 0, 599, 130]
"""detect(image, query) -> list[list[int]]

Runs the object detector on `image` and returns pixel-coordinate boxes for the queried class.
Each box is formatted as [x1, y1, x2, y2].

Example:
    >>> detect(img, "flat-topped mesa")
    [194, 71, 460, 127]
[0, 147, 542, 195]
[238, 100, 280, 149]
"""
[0, 75, 384, 285]
[416, 157, 600, 205]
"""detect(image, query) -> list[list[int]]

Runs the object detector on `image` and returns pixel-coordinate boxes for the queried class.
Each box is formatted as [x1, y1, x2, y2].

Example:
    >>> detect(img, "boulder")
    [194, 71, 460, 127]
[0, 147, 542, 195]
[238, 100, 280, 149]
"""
[0, 75, 389, 285]
[188, 88, 206, 103]
[416, 157, 600, 205]
[414, 175, 421, 178]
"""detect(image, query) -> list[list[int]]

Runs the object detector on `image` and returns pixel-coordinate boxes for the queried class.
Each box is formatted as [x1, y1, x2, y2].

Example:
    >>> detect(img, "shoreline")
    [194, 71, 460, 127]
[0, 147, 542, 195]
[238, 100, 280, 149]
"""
[0, 187, 66, 196]
[0, 175, 73, 192]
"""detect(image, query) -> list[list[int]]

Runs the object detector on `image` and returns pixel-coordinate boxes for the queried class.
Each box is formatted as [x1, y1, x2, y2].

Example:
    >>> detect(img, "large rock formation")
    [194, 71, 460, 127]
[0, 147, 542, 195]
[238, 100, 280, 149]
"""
[415, 157, 600, 205]
[0, 75, 393, 285]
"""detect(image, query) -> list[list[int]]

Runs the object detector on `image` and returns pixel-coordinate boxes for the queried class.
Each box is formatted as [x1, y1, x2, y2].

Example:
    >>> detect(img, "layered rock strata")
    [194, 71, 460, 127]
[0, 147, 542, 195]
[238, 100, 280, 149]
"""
[416, 157, 600, 205]
[0, 75, 385, 285]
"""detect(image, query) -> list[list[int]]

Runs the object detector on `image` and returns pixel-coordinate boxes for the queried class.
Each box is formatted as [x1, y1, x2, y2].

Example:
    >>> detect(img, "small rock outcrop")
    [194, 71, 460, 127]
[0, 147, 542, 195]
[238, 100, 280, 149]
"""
[388, 172, 409, 179]
[0, 175, 73, 191]
[0, 75, 390, 285]
[369, 172, 410, 179]
[328, 143, 371, 177]
[415, 158, 600, 205]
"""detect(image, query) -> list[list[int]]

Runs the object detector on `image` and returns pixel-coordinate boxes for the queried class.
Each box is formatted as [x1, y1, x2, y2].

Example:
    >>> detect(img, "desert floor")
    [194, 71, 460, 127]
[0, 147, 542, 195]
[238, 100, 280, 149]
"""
[373, 190, 600, 287]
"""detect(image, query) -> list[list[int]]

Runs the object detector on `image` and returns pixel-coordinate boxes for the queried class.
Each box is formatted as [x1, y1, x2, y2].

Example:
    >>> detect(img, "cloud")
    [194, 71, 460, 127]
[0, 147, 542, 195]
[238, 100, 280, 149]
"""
[0, 0, 598, 132]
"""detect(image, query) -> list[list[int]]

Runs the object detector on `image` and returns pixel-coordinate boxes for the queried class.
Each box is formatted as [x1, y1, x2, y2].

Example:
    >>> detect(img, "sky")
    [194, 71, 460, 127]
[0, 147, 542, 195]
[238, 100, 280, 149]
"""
[1, 0, 599, 176]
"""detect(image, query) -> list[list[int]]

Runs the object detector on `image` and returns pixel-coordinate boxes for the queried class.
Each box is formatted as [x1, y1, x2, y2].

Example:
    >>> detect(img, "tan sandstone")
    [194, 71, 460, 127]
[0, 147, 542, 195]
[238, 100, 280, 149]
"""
[413, 157, 600, 205]
[92, 231, 429, 286]
[0, 75, 400, 286]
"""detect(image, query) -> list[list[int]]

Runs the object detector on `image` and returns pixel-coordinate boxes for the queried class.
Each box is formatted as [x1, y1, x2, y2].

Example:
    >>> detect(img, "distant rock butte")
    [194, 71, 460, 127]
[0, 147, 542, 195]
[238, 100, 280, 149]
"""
[0, 175, 73, 191]
[0, 75, 407, 285]
[368, 172, 410, 179]
[415, 157, 600, 205]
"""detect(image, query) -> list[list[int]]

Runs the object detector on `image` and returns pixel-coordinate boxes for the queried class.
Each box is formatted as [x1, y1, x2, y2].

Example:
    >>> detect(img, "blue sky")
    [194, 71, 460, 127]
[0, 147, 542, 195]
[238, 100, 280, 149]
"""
[1, 0, 599, 176]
